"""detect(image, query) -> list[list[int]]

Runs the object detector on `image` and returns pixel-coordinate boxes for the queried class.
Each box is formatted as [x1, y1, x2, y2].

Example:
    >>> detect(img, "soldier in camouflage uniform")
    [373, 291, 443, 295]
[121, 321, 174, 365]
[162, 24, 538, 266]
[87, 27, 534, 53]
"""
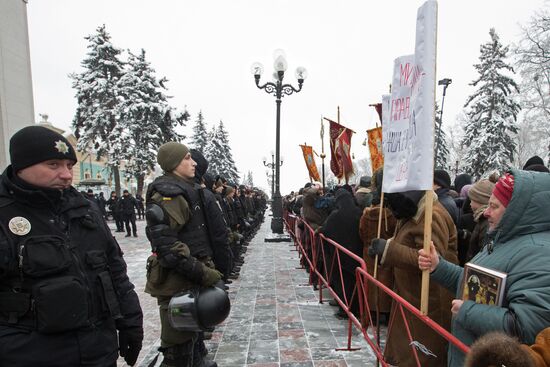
[145, 142, 221, 367]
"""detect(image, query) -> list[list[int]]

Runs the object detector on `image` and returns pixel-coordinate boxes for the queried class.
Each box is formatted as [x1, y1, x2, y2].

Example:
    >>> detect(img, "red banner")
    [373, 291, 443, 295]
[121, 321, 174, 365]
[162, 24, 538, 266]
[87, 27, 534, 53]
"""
[326, 118, 354, 183]
[370, 103, 383, 124]
[300, 144, 321, 182]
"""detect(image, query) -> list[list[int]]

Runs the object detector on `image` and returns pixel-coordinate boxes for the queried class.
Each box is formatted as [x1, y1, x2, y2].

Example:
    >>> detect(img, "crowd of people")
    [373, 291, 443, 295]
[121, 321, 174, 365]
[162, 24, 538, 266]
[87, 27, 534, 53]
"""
[0, 126, 267, 367]
[283, 158, 550, 367]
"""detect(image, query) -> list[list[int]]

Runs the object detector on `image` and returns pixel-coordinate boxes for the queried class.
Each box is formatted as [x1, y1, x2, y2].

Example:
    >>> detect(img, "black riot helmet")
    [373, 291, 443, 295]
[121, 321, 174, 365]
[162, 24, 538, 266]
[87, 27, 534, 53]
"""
[168, 287, 230, 332]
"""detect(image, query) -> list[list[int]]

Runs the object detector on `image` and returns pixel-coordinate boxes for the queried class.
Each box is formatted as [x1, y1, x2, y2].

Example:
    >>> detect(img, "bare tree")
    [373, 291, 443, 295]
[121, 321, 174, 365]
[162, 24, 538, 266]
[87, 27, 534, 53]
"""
[514, 7, 550, 165]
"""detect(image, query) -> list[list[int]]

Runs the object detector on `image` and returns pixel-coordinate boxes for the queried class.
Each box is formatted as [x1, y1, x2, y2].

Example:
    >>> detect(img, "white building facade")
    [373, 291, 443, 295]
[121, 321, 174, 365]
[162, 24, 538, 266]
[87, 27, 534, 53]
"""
[0, 0, 35, 168]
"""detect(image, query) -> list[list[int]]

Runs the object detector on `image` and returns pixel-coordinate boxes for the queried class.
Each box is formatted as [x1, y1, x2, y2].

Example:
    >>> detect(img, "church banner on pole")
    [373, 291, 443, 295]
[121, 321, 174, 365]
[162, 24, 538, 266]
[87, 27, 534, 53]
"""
[326, 118, 354, 183]
[367, 127, 384, 173]
[299, 144, 321, 182]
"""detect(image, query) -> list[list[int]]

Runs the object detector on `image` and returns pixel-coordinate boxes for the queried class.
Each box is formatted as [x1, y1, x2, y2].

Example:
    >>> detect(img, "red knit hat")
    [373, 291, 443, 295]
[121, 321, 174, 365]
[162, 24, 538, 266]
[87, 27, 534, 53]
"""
[493, 174, 515, 207]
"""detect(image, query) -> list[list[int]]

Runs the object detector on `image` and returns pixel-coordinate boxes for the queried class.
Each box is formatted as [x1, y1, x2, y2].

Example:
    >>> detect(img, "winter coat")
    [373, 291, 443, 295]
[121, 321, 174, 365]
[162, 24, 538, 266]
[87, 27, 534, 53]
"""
[120, 195, 138, 218]
[436, 187, 459, 226]
[355, 187, 373, 210]
[381, 192, 458, 367]
[106, 196, 121, 213]
[465, 209, 489, 262]
[223, 197, 239, 230]
[292, 195, 304, 215]
[301, 191, 328, 230]
[457, 197, 475, 266]
[321, 189, 363, 274]
[320, 189, 363, 314]
[359, 205, 397, 314]
[201, 189, 232, 279]
[431, 169, 550, 367]
[0, 167, 142, 366]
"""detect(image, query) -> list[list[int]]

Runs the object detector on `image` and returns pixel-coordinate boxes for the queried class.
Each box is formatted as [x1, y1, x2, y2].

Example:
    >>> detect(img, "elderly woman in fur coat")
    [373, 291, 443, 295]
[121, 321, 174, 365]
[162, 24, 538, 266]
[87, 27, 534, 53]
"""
[367, 190, 458, 367]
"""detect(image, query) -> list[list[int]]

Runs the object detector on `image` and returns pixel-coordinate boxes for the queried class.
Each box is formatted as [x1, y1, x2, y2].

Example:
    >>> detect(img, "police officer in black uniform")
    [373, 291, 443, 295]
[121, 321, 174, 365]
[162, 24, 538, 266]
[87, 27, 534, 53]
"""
[0, 126, 143, 367]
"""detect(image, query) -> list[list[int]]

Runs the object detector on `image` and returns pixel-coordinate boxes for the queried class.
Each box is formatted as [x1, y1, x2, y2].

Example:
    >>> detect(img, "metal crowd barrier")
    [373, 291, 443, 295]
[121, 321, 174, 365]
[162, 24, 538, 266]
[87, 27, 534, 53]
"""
[282, 210, 470, 365]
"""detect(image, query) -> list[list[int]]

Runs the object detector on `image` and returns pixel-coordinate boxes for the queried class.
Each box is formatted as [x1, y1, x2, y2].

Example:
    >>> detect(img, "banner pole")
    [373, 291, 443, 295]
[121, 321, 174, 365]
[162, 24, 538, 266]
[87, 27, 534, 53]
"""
[320, 117, 326, 189]
[374, 191, 385, 365]
[421, 190, 433, 315]
[373, 192, 384, 279]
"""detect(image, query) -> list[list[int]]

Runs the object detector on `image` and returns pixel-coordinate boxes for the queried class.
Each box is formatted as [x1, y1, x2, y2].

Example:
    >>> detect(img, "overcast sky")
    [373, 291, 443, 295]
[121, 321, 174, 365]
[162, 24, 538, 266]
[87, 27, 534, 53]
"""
[27, 0, 546, 194]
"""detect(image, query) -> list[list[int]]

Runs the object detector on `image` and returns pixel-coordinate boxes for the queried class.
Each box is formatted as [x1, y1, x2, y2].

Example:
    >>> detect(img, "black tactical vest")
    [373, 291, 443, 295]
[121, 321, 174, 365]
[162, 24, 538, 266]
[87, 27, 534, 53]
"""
[146, 175, 213, 258]
[0, 175, 122, 333]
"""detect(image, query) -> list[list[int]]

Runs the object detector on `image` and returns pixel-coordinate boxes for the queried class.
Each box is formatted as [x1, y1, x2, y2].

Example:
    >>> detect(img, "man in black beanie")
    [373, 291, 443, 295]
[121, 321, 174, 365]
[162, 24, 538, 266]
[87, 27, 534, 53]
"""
[0, 126, 143, 366]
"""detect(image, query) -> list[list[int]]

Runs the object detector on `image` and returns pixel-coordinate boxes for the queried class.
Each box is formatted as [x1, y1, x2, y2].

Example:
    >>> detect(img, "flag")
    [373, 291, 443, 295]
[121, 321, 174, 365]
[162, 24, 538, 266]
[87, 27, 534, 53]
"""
[326, 118, 354, 182]
[370, 103, 383, 124]
[300, 144, 321, 182]
[367, 126, 384, 172]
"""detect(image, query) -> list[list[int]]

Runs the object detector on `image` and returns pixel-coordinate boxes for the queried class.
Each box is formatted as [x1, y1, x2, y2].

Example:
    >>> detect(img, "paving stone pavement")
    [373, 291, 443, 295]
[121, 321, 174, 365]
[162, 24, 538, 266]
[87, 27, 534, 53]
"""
[113, 216, 384, 367]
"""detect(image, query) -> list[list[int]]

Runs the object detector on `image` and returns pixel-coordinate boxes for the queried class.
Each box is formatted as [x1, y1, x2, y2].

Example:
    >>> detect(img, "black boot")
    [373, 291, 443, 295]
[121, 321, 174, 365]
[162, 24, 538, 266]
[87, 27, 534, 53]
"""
[192, 339, 217, 367]
[159, 342, 193, 367]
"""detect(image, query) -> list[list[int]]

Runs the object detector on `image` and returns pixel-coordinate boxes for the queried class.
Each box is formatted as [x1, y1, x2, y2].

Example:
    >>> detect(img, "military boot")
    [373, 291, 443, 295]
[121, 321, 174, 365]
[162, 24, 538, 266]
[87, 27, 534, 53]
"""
[192, 339, 217, 367]
[159, 342, 193, 367]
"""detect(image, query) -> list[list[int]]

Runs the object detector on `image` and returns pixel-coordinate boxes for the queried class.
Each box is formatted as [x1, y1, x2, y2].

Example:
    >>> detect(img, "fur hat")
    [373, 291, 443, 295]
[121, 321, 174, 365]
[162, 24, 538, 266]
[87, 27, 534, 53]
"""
[465, 331, 535, 367]
[434, 169, 451, 189]
[157, 142, 189, 172]
[386, 190, 424, 220]
[468, 179, 495, 205]
[10, 126, 77, 172]
[358, 175, 372, 188]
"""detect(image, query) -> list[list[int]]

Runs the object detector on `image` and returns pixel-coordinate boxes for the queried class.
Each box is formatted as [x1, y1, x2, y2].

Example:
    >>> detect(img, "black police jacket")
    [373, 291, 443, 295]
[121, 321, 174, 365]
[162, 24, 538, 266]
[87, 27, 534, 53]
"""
[0, 167, 142, 335]
[201, 189, 231, 277]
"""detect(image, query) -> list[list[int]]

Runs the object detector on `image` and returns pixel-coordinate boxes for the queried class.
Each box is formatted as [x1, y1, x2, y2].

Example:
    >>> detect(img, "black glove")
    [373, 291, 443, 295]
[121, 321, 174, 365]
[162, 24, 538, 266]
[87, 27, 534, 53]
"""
[119, 326, 143, 366]
[368, 238, 387, 258]
[146, 224, 178, 251]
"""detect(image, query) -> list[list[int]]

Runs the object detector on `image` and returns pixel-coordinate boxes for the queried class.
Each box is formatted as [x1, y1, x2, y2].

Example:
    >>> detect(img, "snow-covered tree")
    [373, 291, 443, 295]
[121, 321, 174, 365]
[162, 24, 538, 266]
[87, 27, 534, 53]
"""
[204, 125, 222, 176]
[118, 49, 188, 195]
[461, 28, 521, 179]
[204, 121, 240, 183]
[190, 111, 209, 152]
[71, 24, 126, 195]
[514, 7, 550, 166]
[434, 102, 450, 170]
[243, 171, 254, 187]
[217, 121, 240, 182]
[448, 113, 468, 177]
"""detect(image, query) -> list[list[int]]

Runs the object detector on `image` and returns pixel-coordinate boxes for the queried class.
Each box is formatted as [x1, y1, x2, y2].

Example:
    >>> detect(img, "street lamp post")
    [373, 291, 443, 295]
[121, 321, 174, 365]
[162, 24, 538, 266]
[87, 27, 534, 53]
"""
[252, 50, 307, 234]
[263, 153, 282, 200]
[435, 78, 452, 163]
